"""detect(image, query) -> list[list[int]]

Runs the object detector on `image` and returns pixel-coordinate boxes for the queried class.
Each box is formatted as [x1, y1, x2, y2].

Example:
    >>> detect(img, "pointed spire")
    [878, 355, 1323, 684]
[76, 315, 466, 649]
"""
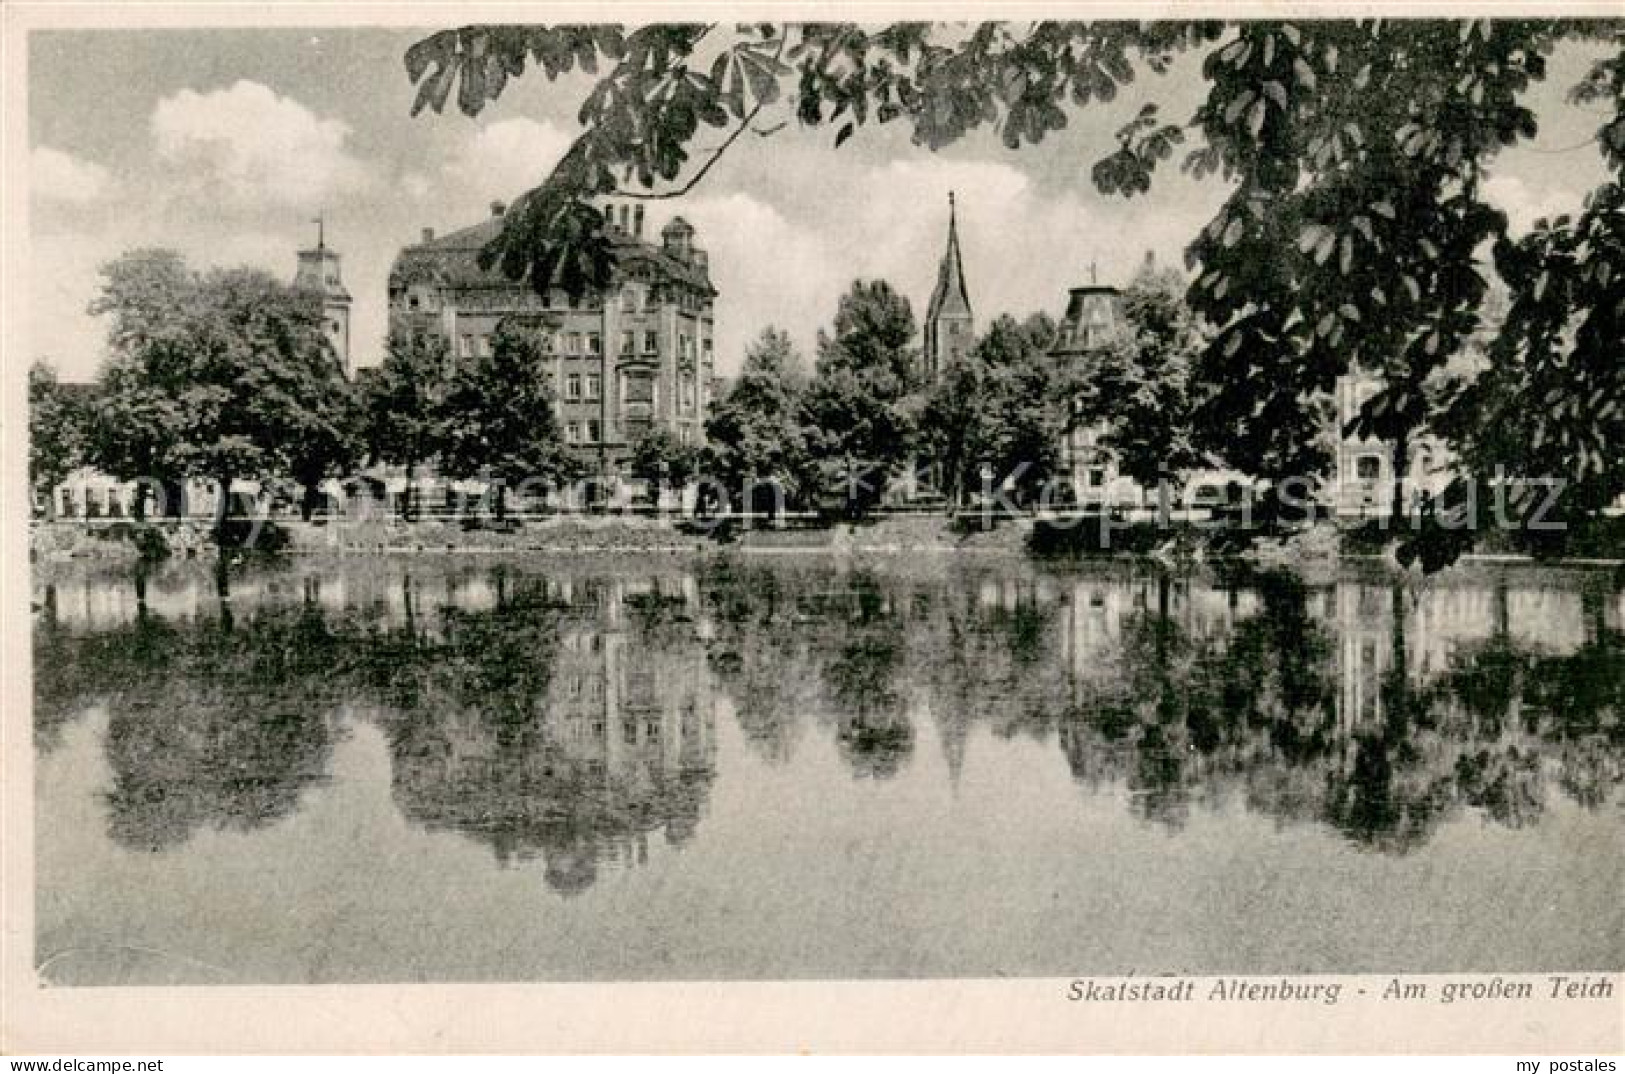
[927, 191, 972, 324]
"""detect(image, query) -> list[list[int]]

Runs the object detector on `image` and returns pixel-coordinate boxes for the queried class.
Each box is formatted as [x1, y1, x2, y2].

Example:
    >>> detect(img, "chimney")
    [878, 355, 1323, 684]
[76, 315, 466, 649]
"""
[633, 204, 645, 239]
[421, 227, 435, 244]
[490, 200, 506, 218]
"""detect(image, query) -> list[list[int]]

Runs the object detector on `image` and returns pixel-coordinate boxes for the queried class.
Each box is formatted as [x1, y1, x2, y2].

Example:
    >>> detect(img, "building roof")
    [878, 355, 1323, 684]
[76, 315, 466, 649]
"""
[390, 213, 715, 296]
[296, 245, 353, 302]
[1051, 283, 1126, 357]
[926, 193, 972, 325]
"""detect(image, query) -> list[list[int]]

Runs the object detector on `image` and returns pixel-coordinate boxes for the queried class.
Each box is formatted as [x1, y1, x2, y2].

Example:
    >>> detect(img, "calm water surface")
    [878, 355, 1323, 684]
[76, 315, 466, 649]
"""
[32, 554, 1625, 983]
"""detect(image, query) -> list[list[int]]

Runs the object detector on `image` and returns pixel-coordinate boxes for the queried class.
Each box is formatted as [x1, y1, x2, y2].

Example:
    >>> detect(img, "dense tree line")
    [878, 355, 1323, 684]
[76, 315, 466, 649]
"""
[701, 266, 1205, 517]
[28, 247, 1213, 530]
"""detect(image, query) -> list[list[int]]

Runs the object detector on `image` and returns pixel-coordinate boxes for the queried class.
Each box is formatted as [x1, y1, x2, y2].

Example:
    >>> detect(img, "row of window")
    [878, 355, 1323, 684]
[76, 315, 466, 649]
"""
[413, 289, 710, 315]
[557, 372, 701, 411]
[456, 329, 714, 360]
[563, 373, 602, 401]
[561, 419, 700, 446]
[565, 420, 602, 445]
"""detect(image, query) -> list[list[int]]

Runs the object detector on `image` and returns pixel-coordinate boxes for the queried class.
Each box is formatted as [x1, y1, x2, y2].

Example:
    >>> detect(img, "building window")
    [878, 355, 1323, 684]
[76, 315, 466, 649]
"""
[408, 295, 419, 310]
[478, 334, 493, 358]
[625, 373, 654, 404]
[587, 332, 601, 355]
[585, 374, 601, 401]
[566, 374, 582, 400]
[566, 332, 581, 355]
[586, 420, 601, 444]
[1087, 467, 1106, 488]
[621, 330, 634, 355]
[643, 330, 658, 354]
[1356, 455, 1382, 481]
[681, 375, 695, 411]
[459, 334, 474, 358]
[566, 422, 581, 444]
[702, 338, 713, 360]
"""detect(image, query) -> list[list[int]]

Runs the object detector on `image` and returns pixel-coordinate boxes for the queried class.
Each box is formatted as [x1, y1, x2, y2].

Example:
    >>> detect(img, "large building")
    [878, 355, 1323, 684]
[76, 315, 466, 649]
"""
[1043, 258, 1443, 515]
[388, 200, 717, 482]
[1333, 369, 1457, 518]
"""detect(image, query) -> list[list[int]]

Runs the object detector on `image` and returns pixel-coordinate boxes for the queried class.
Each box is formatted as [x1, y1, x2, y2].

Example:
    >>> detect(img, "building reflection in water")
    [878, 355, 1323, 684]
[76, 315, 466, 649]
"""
[32, 557, 1625, 868]
[382, 572, 718, 894]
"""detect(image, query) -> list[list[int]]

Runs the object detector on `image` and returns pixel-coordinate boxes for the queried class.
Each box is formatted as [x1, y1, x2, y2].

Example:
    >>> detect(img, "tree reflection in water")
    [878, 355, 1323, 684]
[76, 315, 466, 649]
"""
[37, 567, 340, 851]
[33, 557, 1625, 883]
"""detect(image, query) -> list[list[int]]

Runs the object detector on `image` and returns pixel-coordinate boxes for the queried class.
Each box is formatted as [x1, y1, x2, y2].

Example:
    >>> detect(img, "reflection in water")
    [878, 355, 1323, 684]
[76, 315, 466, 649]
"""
[34, 557, 1625, 893]
[381, 575, 717, 894]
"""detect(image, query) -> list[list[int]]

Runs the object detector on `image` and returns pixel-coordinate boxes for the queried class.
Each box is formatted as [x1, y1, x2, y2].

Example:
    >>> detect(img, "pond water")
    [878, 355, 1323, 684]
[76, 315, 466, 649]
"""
[31, 554, 1625, 984]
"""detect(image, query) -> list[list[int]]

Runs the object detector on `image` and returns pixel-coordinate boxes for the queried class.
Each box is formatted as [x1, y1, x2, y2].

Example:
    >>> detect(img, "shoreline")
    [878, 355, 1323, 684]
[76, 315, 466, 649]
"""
[28, 517, 1625, 570]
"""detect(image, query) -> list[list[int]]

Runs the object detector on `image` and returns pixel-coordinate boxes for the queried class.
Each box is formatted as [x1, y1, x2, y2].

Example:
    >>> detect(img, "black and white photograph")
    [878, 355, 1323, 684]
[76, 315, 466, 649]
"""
[5, 3, 1623, 1056]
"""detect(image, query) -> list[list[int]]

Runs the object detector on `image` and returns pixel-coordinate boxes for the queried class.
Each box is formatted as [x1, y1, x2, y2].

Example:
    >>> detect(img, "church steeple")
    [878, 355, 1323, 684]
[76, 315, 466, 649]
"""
[923, 192, 973, 383]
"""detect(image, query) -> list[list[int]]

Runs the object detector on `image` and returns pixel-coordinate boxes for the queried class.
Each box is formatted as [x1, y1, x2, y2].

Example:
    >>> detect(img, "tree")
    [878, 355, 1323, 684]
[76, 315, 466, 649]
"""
[405, 19, 1625, 566]
[28, 362, 86, 516]
[286, 377, 364, 522]
[802, 280, 920, 516]
[86, 251, 351, 535]
[821, 278, 920, 392]
[975, 312, 1071, 506]
[628, 427, 700, 502]
[362, 324, 450, 520]
[437, 318, 578, 520]
[703, 326, 810, 512]
[83, 249, 195, 518]
[920, 354, 989, 507]
[1432, 183, 1625, 552]
[922, 311, 1076, 509]
[1083, 264, 1207, 520]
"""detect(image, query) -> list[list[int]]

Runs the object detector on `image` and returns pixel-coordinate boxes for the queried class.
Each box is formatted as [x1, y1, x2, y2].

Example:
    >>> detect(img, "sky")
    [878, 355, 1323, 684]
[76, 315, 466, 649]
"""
[27, 25, 1616, 383]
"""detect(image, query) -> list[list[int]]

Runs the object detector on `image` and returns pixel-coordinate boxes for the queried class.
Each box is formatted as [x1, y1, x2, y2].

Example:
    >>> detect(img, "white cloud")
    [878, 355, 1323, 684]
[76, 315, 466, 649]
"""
[674, 193, 844, 377]
[31, 146, 112, 205]
[1483, 171, 1582, 235]
[442, 117, 573, 213]
[151, 80, 370, 209]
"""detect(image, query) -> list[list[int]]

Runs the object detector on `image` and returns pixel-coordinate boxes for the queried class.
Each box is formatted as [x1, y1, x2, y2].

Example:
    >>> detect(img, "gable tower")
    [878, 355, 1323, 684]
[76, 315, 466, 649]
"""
[295, 218, 352, 376]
